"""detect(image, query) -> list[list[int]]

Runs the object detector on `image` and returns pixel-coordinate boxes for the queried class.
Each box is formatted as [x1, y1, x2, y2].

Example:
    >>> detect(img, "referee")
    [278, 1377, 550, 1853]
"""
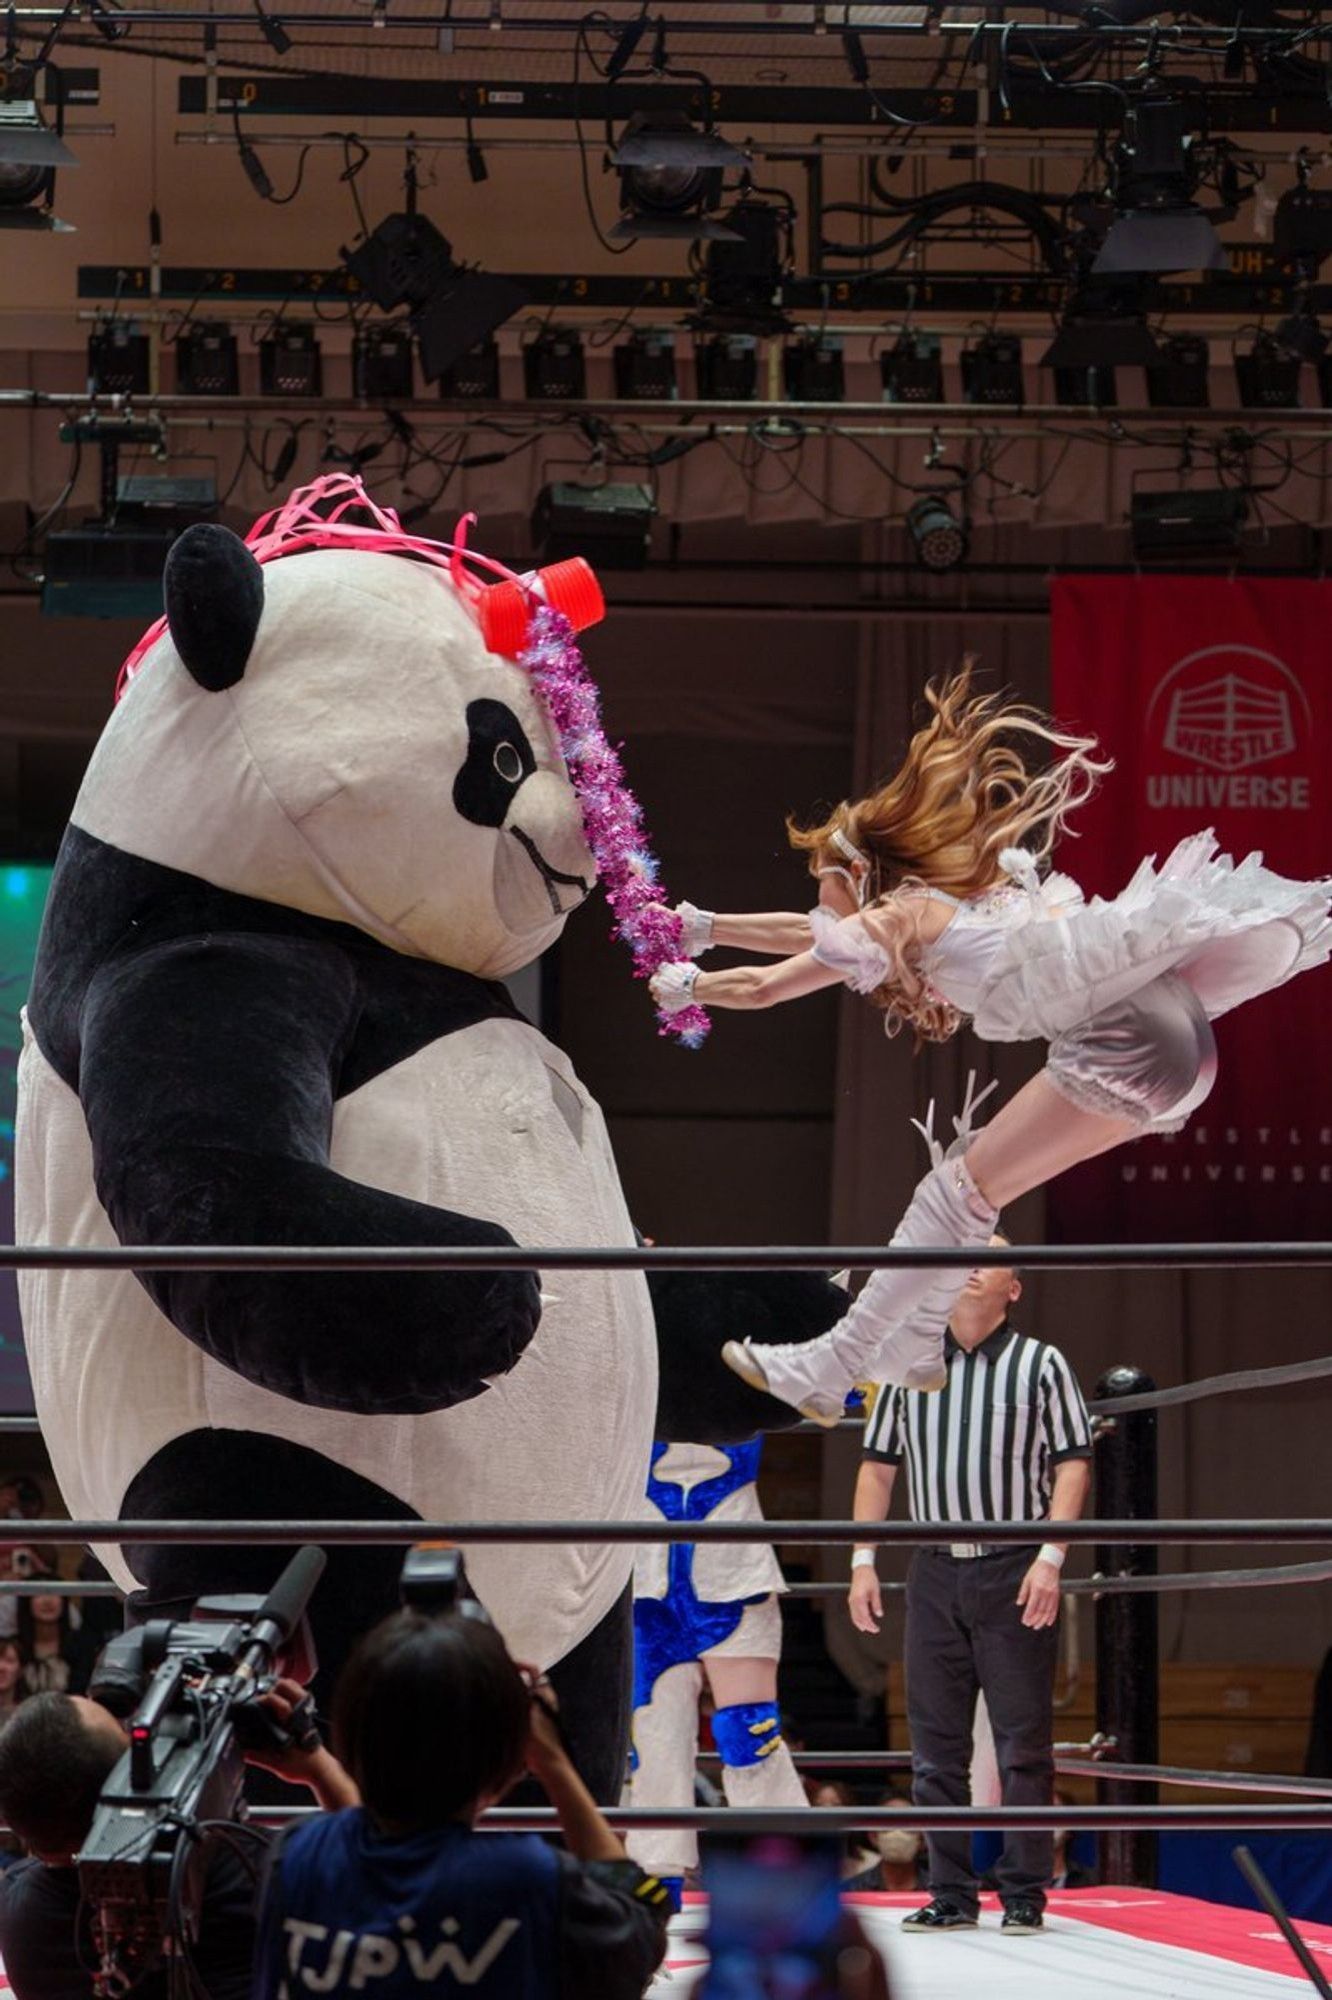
[847, 1234, 1092, 1936]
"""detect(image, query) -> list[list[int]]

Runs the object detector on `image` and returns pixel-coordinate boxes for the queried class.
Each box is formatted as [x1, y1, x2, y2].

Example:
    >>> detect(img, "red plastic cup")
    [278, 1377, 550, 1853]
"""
[475, 557, 606, 658]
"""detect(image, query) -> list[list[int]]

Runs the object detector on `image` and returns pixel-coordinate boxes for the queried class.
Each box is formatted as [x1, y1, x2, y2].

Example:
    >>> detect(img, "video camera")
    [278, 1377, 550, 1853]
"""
[76, 1545, 326, 1997]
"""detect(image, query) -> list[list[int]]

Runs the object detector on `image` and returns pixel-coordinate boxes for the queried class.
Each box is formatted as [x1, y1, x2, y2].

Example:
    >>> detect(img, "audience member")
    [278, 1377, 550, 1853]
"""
[254, 1607, 670, 2000]
[16, 1586, 96, 1699]
[0, 1636, 26, 1726]
[0, 1680, 351, 2000]
[841, 1795, 926, 1895]
[0, 1479, 45, 1644]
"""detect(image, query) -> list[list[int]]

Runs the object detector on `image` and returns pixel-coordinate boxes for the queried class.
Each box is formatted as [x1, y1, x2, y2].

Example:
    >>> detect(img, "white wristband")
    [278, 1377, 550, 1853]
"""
[851, 1548, 877, 1570]
[1037, 1543, 1066, 1570]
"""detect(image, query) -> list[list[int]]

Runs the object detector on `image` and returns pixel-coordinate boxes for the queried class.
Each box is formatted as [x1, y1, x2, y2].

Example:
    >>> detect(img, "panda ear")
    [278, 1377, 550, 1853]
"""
[163, 523, 265, 691]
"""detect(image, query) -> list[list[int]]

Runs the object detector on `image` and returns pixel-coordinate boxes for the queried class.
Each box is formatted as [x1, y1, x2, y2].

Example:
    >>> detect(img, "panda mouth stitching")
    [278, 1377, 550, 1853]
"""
[510, 827, 592, 916]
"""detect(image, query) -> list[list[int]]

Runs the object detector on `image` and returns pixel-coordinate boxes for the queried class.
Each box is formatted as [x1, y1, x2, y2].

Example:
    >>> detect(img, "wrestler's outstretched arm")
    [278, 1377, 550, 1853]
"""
[649, 901, 814, 960]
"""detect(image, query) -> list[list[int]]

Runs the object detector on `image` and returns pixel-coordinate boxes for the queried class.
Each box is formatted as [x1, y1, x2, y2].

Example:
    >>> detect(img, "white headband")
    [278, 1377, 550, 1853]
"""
[830, 826, 870, 870]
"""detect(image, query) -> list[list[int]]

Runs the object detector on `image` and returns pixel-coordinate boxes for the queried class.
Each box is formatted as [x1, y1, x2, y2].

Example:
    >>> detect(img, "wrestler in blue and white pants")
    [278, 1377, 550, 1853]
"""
[623, 1440, 806, 1900]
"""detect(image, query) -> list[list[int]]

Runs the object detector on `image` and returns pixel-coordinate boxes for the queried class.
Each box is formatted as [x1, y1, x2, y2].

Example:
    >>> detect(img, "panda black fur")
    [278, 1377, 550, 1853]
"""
[16, 515, 844, 1800]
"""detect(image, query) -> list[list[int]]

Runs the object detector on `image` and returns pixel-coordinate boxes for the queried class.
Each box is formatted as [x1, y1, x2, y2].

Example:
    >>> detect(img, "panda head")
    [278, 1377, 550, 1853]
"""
[71, 519, 597, 978]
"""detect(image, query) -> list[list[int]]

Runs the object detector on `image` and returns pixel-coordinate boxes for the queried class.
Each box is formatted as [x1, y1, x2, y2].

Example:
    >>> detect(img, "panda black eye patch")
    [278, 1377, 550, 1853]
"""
[453, 699, 538, 827]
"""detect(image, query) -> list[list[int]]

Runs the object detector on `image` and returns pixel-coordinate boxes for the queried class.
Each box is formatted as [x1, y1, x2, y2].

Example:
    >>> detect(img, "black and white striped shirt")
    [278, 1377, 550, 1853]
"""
[862, 1322, 1092, 1524]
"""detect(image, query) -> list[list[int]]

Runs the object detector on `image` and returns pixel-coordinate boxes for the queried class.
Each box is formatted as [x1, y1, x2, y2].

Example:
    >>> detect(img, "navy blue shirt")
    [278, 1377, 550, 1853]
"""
[254, 1810, 667, 2000]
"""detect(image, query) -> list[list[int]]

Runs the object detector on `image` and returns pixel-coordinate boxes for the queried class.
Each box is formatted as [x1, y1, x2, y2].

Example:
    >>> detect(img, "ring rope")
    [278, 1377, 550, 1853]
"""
[1054, 1760, 1332, 1799]
[3, 1241, 1332, 1272]
[1086, 1353, 1332, 1414]
[21, 1517, 1332, 1546]
[786, 1557, 1332, 1596]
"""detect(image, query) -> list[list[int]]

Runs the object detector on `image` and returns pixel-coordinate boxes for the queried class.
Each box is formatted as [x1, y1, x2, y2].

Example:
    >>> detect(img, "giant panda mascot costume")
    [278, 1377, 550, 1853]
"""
[15, 477, 843, 1797]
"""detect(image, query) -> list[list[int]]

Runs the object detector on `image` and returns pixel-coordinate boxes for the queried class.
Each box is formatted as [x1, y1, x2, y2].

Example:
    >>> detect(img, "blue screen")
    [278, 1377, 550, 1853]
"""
[0, 864, 54, 1412]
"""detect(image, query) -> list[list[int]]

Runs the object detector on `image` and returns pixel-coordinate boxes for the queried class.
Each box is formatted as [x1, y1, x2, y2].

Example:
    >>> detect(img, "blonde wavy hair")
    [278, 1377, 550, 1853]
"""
[789, 661, 1111, 1041]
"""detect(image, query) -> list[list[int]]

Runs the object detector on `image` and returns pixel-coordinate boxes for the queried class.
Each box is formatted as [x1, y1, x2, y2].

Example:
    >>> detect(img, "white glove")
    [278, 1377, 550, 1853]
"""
[675, 901, 716, 957]
[650, 961, 700, 1014]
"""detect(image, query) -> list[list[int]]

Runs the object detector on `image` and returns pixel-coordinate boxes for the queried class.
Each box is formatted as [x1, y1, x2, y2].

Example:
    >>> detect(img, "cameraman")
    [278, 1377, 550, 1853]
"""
[255, 1609, 670, 2000]
[0, 1683, 355, 2000]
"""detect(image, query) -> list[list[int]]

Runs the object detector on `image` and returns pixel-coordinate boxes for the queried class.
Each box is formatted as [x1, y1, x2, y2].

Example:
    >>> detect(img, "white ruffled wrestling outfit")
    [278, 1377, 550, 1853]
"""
[810, 830, 1332, 1131]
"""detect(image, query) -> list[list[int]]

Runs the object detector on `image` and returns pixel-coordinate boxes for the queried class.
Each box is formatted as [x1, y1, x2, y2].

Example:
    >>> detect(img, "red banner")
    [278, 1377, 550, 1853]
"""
[1048, 576, 1331, 1241]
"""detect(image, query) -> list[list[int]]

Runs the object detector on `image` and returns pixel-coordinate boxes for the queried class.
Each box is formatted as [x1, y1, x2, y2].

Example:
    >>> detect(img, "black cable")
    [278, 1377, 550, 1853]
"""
[573, 17, 633, 256]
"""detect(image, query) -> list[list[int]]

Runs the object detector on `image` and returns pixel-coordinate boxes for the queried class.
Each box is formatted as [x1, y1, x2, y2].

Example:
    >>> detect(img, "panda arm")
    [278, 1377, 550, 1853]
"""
[77, 930, 540, 1415]
[648, 1272, 850, 1443]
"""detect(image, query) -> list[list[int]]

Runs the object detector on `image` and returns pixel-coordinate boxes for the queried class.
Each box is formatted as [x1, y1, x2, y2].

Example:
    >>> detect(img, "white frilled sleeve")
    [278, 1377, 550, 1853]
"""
[808, 906, 892, 996]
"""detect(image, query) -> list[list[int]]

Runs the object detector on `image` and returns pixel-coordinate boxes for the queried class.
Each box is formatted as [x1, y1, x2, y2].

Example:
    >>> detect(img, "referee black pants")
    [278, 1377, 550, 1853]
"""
[905, 1546, 1058, 1915]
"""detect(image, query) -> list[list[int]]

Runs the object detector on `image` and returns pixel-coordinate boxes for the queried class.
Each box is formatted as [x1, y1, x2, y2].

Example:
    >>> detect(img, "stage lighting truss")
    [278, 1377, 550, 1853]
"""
[1092, 98, 1228, 277]
[609, 112, 747, 244]
[906, 493, 968, 572]
[0, 78, 77, 231]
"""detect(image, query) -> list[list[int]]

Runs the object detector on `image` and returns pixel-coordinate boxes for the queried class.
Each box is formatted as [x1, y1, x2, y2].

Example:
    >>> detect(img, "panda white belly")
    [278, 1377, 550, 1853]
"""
[15, 1014, 657, 1670]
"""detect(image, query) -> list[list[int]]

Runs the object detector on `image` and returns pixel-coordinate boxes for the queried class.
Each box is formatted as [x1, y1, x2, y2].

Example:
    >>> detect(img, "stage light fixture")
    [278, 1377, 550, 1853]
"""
[0, 87, 77, 231]
[175, 321, 240, 395]
[87, 322, 151, 395]
[437, 336, 501, 401]
[1234, 332, 1302, 409]
[352, 324, 415, 400]
[1041, 307, 1163, 373]
[694, 333, 758, 401]
[531, 482, 655, 571]
[1091, 98, 1227, 276]
[880, 330, 944, 404]
[253, 1, 292, 53]
[1273, 309, 1327, 364]
[783, 334, 844, 402]
[961, 332, 1024, 406]
[342, 203, 525, 384]
[523, 329, 586, 400]
[906, 495, 968, 572]
[1130, 488, 1248, 560]
[259, 325, 323, 397]
[613, 330, 677, 401]
[1146, 332, 1210, 409]
[1274, 183, 1332, 267]
[610, 112, 746, 243]
[465, 116, 487, 186]
[697, 201, 791, 333]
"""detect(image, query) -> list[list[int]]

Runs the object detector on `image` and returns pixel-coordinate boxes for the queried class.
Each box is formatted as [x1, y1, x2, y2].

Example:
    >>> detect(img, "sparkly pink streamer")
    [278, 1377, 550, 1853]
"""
[521, 604, 711, 1048]
[113, 474, 710, 1047]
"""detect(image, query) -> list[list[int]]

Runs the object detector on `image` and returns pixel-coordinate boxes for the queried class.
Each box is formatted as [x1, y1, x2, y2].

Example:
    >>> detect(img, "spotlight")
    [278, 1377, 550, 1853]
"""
[697, 202, 791, 333]
[531, 482, 655, 571]
[1041, 306, 1162, 373]
[1234, 332, 1302, 409]
[253, 1, 292, 53]
[1130, 488, 1248, 560]
[613, 330, 677, 400]
[694, 333, 757, 400]
[175, 321, 240, 395]
[610, 112, 746, 243]
[1273, 309, 1327, 364]
[783, 334, 844, 402]
[342, 205, 524, 384]
[352, 324, 415, 400]
[0, 86, 77, 231]
[1091, 98, 1227, 276]
[961, 331, 1024, 405]
[259, 325, 323, 397]
[523, 329, 586, 400]
[87, 322, 151, 395]
[1147, 332, 1210, 409]
[880, 330, 944, 404]
[906, 494, 968, 572]
[437, 337, 501, 401]
[1274, 183, 1332, 266]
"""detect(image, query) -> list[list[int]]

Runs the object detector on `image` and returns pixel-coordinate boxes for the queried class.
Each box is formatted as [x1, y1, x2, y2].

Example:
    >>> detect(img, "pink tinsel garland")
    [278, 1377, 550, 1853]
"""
[521, 604, 712, 1049]
[115, 474, 710, 1047]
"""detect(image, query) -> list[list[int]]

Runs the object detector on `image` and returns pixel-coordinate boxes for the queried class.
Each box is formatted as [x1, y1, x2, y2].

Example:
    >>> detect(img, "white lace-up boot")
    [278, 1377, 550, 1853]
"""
[723, 1078, 1000, 1424]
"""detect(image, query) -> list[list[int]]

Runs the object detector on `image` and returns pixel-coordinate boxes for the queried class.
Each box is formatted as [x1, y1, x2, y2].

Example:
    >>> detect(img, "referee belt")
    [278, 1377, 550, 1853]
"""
[943, 1542, 1029, 1560]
